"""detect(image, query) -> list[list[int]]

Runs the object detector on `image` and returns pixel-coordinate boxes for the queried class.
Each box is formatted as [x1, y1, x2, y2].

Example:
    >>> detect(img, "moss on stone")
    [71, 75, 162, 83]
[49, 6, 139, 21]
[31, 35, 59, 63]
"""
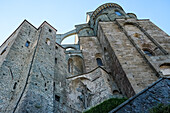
[149, 103, 170, 113]
[83, 97, 127, 113]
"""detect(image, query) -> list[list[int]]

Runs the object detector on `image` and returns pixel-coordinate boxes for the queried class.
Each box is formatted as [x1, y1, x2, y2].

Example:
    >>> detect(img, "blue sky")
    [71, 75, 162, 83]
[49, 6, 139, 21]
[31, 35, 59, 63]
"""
[0, 0, 170, 45]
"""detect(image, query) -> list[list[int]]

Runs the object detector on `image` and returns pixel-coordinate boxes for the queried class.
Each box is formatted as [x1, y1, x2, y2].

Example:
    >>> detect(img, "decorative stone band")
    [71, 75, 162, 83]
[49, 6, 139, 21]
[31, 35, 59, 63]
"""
[91, 3, 124, 20]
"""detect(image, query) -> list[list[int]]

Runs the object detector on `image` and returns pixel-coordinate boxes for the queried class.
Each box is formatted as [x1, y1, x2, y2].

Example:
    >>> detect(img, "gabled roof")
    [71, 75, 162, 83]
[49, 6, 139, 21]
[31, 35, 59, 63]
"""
[0, 19, 57, 47]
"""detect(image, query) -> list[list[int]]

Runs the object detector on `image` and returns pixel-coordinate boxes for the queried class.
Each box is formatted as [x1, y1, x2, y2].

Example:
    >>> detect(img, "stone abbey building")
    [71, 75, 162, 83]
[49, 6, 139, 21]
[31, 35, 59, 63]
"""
[0, 3, 170, 113]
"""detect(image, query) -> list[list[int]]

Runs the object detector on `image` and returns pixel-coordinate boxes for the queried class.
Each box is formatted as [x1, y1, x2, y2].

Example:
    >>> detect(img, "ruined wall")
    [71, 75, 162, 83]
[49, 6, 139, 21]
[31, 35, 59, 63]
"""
[66, 67, 120, 111]
[109, 78, 170, 113]
[0, 21, 38, 113]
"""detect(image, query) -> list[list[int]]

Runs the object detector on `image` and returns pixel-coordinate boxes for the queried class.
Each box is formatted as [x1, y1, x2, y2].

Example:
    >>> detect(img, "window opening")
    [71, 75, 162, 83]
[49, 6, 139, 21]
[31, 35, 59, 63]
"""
[13, 82, 17, 89]
[55, 58, 57, 64]
[55, 95, 60, 101]
[49, 29, 52, 32]
[46, 38, 50, 45]
[25, 41, 30, 47]
[115, 11, 122, 16]
[143, 49, 153, 56]
[96, 58, 103, 66]
[160, 63, 170, 76]
[55, 46, 58, 49]
[68, 59, 73, 73]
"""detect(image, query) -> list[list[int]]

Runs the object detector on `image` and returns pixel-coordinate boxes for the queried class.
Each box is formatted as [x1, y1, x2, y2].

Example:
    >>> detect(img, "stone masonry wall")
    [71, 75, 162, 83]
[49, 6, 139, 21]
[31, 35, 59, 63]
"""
[110, 78, 170, 113]
[15, 23, 57, 113]
[0, 23, 22, 66]
[139, 20, 170, 53]
[0, 21, 38, 113]
[97, 22, 135, 97]
[79, 36, 120, 97]
[98, 21, 158, 94]
[54, 44, 68, 113]
[79, 36, 103, 72]
[66, 67, 118, 111]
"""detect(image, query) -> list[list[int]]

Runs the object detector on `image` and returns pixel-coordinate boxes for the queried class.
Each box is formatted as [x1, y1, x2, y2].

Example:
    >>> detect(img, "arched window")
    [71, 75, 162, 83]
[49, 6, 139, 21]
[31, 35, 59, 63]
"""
[104, 48, 109, 61]
[143, 48, 154, 56]
[46, 38, 50, 45]
[115, 11, 122, 16]
[68, 59, 73, 73]
[160, 63, 170, 76]
[96, 58, 103, 66]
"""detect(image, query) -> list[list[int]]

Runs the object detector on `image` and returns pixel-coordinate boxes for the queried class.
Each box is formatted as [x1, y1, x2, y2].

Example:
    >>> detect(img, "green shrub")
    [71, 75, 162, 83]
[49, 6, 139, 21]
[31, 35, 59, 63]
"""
[83, 97, 127, 113]
[149, 103, 170, 113]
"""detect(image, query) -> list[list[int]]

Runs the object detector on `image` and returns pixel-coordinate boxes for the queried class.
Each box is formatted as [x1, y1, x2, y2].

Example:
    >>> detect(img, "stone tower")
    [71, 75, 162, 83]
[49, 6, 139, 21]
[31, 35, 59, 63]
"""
[0, 3, 170, 113]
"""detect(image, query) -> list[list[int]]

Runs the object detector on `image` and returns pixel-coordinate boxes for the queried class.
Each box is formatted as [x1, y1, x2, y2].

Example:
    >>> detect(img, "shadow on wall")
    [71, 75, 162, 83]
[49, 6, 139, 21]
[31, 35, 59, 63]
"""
[68, 55, 85, 75]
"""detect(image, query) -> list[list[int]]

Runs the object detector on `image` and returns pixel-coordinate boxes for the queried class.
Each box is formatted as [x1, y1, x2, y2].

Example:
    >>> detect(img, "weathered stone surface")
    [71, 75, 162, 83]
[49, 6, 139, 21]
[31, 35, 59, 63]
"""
[0, 2, 169, 113]
[109, 78, 170, 113]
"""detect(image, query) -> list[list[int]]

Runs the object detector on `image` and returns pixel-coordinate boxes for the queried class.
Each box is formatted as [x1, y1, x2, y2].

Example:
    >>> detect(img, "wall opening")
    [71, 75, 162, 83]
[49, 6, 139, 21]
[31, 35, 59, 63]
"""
[133, 33, 140, 38]
[61, 34, 78, 45]
[160, 63, 170, 76]
[55, 58, 57, 64]
[25, 41, 30, 47]
[143, 48, 154, 56]
[96, 58, 103, 66]
[55, 95, 60, 101]
[68, 59, 73, 73]
[46, 38, 50, 45]
[66, 47, 76, 51]
[104, 47, 109, 61]
[13, 82, 17, 89]
[55, 46, 58, 49]
[115, 11, 122, 16]
[49, 29, 52, 32]
[53, 82, 55, 90]
[0, 47, 7, 55]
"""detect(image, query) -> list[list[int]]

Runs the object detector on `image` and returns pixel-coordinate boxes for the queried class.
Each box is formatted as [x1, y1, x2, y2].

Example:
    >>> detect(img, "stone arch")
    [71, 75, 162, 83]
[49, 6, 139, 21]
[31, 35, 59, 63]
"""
[114, 9, 125, 16]
[127, 13, 137, 19]
[159, 63, 170, 76]
[68, 58, 73, 73]
[93, 13, 110, 35]
[124, 22, 137, 26]
[69, 77, 91, 92]
[65, 47, 77, 51]
[96, 58, 103, 66]
[95, 53, 103, 66]
[104, 47, 109, 61]
[46, 38, 50, 45]
[91, 3, 124, 20]
[61, 34, 77, 44]
[142, 48, 154, 56]
[68, 55, 85, 75]
[59, 29, 77, 44]
[78, 27, 94, 36]
[112, 89, 120, 95]
[93, 13, 109, 26]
